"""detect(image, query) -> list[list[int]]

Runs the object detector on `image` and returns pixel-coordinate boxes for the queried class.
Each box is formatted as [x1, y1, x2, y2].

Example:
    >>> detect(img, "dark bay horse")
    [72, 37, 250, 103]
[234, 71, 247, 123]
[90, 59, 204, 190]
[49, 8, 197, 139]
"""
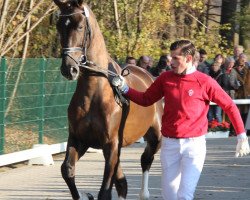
[53, 1, 163, 199]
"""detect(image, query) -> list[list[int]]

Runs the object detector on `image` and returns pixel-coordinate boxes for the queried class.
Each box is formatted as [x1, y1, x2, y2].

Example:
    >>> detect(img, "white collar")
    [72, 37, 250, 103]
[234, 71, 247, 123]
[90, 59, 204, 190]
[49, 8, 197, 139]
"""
[184, 65, 196, 75]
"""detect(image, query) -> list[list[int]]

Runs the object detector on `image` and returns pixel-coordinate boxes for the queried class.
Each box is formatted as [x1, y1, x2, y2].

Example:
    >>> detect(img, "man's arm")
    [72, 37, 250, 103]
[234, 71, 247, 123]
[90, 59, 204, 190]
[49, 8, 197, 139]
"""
[112, 74, 165, 107]
[205, 78, 250, 157]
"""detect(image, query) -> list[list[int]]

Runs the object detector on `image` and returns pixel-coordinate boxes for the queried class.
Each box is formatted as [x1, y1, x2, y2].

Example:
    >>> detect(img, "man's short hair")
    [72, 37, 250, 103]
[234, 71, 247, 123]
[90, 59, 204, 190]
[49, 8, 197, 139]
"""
[234, 45, 244, 51]
[199, 48, 207, 55]
[225, 56, 235, 63]
[170, 40, 196, 56]
[125, 56, 136, 63]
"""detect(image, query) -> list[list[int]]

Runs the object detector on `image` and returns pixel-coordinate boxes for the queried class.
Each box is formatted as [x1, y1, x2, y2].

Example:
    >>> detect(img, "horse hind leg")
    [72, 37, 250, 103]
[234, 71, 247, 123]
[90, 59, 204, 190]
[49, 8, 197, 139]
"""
[61, 136, 93, 200]
[140, 127, 161, 200]
[114, 163, 127, 200]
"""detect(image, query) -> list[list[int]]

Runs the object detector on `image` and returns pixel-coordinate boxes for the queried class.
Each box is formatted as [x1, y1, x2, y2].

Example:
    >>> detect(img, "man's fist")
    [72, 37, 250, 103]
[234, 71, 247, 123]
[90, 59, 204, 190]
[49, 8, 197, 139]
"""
[112, 75, 129, 94]
[235, 136, 250, 157]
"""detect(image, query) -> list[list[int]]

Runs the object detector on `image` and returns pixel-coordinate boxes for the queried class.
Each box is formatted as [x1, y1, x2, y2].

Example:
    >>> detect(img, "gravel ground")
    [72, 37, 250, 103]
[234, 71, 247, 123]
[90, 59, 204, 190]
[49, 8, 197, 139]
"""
[0, 137, 249, 200]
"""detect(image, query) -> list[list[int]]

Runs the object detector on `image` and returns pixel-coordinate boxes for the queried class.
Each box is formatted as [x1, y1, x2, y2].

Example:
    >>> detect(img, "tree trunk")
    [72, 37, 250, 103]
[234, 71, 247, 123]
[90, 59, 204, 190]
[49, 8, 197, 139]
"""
[167, 1, 177, 40]
[5, 0, 34, 117]
[123, 0, 130, 54]
[240, 0, 250, 52]
[220, 0, 238, 45]
[22, 0, 33, 58]
[113, 0, 121, 39]
[0, 0, 10, 49]
[131, 0, 147, 54]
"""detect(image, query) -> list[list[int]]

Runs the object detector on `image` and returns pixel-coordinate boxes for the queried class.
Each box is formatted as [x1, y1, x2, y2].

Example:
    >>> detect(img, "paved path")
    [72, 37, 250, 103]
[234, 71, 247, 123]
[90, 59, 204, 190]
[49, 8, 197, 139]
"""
[0, 137, 250, 200]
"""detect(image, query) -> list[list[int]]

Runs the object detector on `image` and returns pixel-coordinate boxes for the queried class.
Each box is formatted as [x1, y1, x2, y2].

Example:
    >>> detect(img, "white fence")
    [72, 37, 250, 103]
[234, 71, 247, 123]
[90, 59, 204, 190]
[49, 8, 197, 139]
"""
[0, 99, 249, 167]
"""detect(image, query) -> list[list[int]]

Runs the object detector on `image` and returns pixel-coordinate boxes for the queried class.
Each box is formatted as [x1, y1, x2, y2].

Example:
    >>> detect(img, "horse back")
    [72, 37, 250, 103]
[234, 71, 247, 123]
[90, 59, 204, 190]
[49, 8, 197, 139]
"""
[121, 65, 163, 146]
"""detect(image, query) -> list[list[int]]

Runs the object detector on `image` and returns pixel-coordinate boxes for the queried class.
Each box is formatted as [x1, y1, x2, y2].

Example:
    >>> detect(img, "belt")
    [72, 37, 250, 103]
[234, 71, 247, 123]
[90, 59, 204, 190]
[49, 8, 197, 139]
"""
[164, 135, 205, 139]
[164, 136, 188, 139]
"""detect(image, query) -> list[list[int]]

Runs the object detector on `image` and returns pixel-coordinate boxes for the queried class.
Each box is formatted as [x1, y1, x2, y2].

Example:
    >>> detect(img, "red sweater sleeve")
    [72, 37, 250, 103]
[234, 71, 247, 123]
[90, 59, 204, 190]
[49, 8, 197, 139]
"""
[126, 74, 164, 106]
[205, 77, 245, 134]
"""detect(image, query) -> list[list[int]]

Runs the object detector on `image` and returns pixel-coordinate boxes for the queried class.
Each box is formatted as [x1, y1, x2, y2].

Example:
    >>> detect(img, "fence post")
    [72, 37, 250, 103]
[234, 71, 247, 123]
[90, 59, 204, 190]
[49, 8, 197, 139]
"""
[0, 57, 7, 154]
[38, 58, 46, 144]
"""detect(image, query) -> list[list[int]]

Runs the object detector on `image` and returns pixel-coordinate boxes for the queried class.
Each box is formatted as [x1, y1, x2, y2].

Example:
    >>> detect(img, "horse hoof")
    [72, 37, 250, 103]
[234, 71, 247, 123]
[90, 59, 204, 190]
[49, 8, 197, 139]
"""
[79, 192, 94, 200]
[139, 190, 150, 200]
[87, 193, 94, 200]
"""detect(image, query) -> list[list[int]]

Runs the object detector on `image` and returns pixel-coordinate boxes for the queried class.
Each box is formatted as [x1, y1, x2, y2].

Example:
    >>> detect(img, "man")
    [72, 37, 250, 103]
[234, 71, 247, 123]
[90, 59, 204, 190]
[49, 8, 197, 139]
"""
[222, 57, 239, 99]
[137, 55, 151, 71]
[233, 45, 244, 60]
[150, 55, 172, 77]
[235, 53, 250, 99]
[112, 40, 249, 200]
[234, 53, 250, 127]
[197, 48, 210, 75]
[125, 56, 137, 66]
[207, 61, 224, 123]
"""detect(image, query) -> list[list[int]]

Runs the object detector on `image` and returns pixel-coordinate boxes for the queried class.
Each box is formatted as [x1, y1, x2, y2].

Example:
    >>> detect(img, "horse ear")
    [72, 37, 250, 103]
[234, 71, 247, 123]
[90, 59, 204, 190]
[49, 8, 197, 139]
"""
[77, 0, 84, 6]
[53, 0, 67, 7]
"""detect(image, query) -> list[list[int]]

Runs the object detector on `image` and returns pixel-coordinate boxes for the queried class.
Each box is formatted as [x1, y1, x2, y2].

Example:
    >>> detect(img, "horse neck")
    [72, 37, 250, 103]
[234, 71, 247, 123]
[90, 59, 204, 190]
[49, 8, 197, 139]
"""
[75, 13, 116, 104]
[87, 17, 110, 71]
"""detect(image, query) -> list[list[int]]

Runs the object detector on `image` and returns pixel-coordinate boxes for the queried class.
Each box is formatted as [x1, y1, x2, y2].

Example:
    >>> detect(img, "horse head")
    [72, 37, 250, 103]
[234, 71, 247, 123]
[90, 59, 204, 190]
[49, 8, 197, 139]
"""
[54, 0, 92, 80]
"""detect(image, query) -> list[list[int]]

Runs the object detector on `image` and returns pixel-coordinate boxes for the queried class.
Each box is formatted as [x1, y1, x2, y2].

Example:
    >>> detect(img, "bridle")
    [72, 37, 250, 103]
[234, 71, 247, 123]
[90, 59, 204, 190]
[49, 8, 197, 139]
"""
[59, 6, 119, 77]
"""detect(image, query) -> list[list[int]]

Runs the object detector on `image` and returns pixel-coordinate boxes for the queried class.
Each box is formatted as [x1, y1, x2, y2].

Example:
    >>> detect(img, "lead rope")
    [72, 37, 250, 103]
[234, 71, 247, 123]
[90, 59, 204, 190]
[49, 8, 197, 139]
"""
[79, 59, 130, 78]
[80, 60, 118, 77]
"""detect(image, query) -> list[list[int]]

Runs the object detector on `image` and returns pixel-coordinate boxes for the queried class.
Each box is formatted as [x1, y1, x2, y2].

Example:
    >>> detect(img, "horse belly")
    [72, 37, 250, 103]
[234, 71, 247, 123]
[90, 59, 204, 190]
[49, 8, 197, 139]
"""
[122, 102, 156, 146]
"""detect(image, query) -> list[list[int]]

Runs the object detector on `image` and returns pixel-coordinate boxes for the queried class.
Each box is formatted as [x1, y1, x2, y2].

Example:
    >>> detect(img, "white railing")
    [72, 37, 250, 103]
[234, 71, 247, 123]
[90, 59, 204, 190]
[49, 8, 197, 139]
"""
[0, 142, 67, 166]
[0, 99, 249, 167]
[210, 99, 250, 129]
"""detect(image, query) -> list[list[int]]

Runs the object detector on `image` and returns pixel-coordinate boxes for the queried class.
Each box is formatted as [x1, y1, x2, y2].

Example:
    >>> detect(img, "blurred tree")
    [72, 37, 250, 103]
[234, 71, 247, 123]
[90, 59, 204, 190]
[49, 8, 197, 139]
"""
[238, 0, 250, 52]
[0, 0, 248, 59]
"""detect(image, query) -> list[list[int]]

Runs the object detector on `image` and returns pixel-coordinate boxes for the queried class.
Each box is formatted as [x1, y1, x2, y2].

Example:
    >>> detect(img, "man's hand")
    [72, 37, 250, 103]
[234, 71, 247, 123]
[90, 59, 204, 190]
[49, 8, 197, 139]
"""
[235, 133, 250, 157]
[112, 75, 129, 94]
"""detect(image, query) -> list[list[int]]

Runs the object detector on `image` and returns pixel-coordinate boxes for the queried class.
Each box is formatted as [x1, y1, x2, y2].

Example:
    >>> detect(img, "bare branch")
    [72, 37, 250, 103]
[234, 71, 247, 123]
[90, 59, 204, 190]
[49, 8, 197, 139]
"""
[0, 0, 10, 35]
[1, 0, 45, 54]
[113, 0, 121, 39]
[183, 11, 209, 30]
[1, 3, 56, 56]
[0, 0, 23, 49]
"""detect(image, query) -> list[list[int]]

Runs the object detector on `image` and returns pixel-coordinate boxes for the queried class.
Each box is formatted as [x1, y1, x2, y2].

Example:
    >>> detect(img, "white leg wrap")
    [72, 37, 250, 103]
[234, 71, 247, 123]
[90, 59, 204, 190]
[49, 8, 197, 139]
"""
[78, 191, 89, 200]
[139, 170, 150, 200]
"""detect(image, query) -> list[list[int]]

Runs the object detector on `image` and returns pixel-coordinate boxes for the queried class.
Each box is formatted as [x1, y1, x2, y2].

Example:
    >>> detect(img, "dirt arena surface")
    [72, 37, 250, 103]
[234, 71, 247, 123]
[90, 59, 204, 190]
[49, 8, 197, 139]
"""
[0, 137, 250, 200]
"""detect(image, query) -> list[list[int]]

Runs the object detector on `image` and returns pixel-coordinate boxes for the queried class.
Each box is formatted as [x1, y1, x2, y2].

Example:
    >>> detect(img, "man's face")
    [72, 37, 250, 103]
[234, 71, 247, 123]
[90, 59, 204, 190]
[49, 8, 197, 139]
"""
[239, 54, 247, 64]
[227, 61, 235, 70]
[199, 54, 207, 63]
[214, 57, 223, 66]
[170, 48, 191, 74]
[234, 47, 243, 58]
[211, 63, 220, 72]
[140, 57, 150, 69]
[127, 59, 136, 65]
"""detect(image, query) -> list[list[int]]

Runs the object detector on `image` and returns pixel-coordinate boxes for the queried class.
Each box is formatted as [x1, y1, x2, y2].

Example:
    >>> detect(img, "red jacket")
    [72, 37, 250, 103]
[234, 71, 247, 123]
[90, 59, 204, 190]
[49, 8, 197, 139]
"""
[126, 70, 245, 138]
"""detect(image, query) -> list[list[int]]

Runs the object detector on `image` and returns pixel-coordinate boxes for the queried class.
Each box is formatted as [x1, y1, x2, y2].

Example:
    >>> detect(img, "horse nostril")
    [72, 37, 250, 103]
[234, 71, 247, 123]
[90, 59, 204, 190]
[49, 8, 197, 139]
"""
[70, 66, 79, 80]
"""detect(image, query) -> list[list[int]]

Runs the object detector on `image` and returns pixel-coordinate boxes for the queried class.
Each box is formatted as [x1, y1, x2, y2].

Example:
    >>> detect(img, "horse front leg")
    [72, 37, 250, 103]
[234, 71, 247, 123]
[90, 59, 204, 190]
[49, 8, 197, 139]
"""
[115, 163, 127, 200]
[98, 140, 120, 200]
[61, 136, 92, 200]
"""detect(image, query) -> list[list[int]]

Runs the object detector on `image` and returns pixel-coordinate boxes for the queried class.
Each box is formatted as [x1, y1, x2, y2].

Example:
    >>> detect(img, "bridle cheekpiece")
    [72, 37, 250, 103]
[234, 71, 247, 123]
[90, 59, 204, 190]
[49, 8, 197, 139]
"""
[59, 6, 120, 77]
[59, 6, 91, 66]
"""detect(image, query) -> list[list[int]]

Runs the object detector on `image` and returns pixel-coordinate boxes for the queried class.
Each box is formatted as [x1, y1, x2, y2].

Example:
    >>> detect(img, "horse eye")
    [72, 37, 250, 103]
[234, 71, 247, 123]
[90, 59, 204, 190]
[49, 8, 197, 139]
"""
[77, 26, 83, 31]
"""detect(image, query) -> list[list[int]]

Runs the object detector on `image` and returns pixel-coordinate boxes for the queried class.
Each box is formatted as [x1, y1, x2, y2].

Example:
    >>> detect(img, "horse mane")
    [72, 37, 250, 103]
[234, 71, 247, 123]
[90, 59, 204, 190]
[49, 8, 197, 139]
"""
[81, 4, 112, 70]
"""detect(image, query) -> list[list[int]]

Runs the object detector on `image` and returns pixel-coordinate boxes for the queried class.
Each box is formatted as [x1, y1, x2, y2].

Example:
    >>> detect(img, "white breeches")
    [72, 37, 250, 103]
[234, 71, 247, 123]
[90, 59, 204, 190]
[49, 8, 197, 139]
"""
[160, 135, 206, 200]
